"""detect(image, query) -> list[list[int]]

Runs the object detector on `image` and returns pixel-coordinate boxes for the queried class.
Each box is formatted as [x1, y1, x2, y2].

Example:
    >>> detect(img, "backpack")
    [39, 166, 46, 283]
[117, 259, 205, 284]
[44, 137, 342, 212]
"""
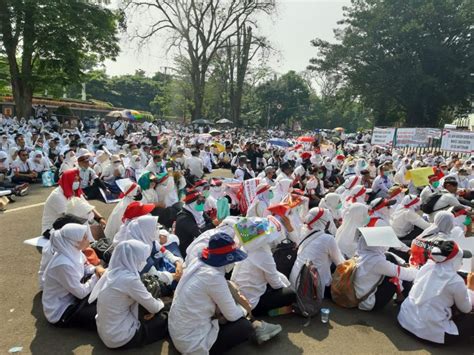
[420, 193, 442, 214]
[294, 261, 323, 319]
[331, 258, 383, 308]
[273, 230, 321, 278]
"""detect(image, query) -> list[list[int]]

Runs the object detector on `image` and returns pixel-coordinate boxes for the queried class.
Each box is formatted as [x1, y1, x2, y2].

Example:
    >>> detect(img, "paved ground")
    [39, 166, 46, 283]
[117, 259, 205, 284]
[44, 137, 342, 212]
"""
[1, 170, 472, 354]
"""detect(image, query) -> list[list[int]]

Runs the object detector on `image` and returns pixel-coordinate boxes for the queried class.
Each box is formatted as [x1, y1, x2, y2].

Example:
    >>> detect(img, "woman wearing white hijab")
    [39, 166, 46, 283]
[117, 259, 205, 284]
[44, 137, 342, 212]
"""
[125, 154, 142, 182]
[90, 240, 168, 349]
[116, 215, 183, 285]
[343, 185, 368, 210]
[335, 202, 369, 258]
[353, 235, 418, 311]
[290, 208, 344, 296]
[409, 211, 455, 268]
[28, 150, 51, 174]
[390, 195, 430, 244]
[269, 178, 292, 205]
[42, 224, 103, 329]
[246, 183, 272, 218]
[103, 179, 140, 240]
[231, 217, 295, 316]
[59, 150, 77, 174]
[318, 192, 343, 225]
[398, 240, 474, 344]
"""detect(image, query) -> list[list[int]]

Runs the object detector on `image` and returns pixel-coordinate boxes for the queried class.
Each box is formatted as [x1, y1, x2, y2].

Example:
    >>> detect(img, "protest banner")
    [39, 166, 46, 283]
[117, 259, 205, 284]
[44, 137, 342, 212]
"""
[394, 128, 441, 147]
[371, 127, 395, 146]
[440, 129, 474, 153]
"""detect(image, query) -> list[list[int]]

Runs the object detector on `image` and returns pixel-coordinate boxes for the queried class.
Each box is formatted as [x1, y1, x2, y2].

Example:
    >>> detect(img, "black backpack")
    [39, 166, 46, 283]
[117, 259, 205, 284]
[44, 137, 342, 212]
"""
[420, 193, 443, 214]
[273, 230, 321, 278]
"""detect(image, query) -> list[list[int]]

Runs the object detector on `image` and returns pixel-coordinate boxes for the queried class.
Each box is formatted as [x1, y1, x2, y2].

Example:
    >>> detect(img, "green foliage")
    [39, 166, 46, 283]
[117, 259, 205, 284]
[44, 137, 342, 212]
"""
[309, 0, 473, 127]
[0, 56, 10, 94]
[255, 71, 311, 127]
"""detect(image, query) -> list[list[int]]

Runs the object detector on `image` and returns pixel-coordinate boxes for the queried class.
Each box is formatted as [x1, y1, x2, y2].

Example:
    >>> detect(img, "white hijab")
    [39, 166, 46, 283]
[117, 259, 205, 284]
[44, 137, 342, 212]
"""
[355, 236, 388, 280]
[104, 183, 139, 239]
[89, 240, 150, 303]
[270, 178, 292, 205]
[409, 250, 464, 305]
[416, 211, 454, 240]
[318, 193, 342, 221]
[115, 215, 158, 247]
[43, 224, 88, 283]
[336, 202, 368, 257]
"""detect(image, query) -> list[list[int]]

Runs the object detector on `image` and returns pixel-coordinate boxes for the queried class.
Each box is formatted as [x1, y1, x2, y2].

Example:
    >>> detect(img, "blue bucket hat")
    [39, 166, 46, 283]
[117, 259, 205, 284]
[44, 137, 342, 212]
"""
[200, 232, 247, 267]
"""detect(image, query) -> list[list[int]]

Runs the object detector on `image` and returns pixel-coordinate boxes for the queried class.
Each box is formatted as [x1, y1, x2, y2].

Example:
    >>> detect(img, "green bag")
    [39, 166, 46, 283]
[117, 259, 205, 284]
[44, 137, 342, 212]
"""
[217, 197, 230, 221]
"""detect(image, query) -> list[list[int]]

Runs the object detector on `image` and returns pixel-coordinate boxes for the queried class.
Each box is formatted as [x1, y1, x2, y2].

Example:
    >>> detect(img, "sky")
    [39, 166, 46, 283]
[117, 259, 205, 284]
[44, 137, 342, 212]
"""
[104, 0, 350, 77]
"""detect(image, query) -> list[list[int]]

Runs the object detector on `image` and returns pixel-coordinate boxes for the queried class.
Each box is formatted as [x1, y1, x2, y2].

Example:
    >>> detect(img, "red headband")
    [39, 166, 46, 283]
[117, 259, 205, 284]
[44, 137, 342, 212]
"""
[371, 199, 389, 213]
[347, 187, 366, 202]
[307, 208, 325, 228]
[201, 243, 237, 259]
[119, 182, 138, 198]
[404, 197, 420, 209]
[256, 185, 271, 195]
[452, 208, 467, 217]
[347, 176, 360, 190]
[431, 243, 459, 263]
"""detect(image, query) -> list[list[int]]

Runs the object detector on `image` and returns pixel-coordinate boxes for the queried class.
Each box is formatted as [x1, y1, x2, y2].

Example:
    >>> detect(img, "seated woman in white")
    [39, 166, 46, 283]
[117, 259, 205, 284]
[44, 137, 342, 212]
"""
[42, 224, 104, 329]
[290, 208, 344, 298]
[390, 194, 430, 245]
[90, 240, 168, 349]
[169, 233, 281, 354]
[335, 202, 369, 258]
[353, 232, 418, 311]
[398, 240, 474, 344]
[231, 217, 296, 317]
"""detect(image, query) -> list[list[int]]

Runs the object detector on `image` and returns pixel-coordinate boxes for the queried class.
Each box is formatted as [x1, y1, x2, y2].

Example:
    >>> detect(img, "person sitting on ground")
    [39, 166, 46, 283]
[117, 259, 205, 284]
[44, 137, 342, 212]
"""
[42, 224, 105, 330]
[429, 176, 470, 221]
[90, 240, 169, 349]
[175, 189, 215, 257]
[41, 169, 106, 238]
[391, 195, 430, 245]
[353, 231, 418, 311]
[76, 149, 108, 200]
[231, 217, 296, 317]
[246, 183, 272, 218]
[169, 233, 282, 354]
[11, 148, 38, 184]
[290, 208, 344, 298]
[335, 202, 369, 258]
[398, 240, 474, 345]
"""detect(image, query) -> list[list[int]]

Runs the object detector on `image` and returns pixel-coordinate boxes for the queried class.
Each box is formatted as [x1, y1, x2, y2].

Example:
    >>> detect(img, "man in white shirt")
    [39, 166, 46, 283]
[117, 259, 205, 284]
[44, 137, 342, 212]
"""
[184, 150, 204, 180]
[11, 149, 38, 183]
[430, 177, 471, 221]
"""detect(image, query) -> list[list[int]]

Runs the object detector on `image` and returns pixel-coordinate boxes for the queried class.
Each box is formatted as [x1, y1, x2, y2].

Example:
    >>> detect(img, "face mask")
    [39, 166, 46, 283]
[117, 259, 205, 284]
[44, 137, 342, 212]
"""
[72, 181, 80, 190]
[195, 202, 205, 212]
[203, 190, 210, 198]
[464, 216, 472, 226]
[268, 190, 274, 200]
[318, 173, 324, 179]
[336, 202, 343, 210]
[432, 181, 440, 188]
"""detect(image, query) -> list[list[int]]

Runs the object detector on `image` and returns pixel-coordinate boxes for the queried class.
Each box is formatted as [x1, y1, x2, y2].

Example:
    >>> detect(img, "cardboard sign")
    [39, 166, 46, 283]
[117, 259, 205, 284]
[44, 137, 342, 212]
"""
[359, 226, 404, 248]
[371, 127, 396, 146]
[440, 129, 474, 153]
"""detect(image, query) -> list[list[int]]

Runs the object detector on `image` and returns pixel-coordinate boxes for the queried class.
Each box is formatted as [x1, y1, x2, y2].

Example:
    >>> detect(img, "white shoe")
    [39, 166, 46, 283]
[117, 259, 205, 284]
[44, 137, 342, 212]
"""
[254, 321, 282, 344]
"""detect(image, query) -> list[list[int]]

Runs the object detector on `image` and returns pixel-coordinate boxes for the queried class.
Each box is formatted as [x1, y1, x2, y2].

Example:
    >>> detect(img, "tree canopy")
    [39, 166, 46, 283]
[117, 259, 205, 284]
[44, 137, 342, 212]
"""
[309, 0, 473, 127]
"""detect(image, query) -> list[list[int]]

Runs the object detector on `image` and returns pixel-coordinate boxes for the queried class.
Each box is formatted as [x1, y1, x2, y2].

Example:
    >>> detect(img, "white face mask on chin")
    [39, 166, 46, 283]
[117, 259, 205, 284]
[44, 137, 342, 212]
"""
[72, 181, 80, 191]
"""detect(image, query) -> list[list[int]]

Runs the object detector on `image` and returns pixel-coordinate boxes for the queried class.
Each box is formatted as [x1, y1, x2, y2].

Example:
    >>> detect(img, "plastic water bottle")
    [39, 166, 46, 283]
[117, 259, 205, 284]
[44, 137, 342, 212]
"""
[321, 308, 330, 323]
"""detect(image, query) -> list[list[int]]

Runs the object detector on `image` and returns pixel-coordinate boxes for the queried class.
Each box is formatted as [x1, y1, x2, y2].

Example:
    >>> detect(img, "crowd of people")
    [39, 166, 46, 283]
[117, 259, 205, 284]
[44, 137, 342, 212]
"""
[1, 112, 474, 352]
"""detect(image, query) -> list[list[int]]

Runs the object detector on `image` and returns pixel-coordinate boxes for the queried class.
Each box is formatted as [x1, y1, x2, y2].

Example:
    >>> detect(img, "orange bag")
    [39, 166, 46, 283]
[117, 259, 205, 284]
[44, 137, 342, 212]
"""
[82, 247, 101, 266]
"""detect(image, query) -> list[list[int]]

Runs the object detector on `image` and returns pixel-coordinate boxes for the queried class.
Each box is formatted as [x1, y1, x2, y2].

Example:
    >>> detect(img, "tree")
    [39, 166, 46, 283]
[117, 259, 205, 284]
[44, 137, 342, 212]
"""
[0, 0, 120, 118]
[255, 71, 311, 128]
[309, 0, 473, 127]
[126, 0, 275, 121]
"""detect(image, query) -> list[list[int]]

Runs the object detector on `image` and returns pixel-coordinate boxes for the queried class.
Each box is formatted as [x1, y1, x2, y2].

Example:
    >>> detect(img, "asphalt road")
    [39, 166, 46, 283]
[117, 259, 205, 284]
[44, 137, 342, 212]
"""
[0, 170, 472, 354]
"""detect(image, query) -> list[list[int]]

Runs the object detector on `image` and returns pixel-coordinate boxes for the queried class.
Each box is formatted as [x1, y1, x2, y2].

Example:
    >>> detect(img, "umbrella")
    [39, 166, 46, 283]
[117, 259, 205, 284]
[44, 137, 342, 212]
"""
[297, 136, 315, 143]
[192, 119, 212, 125]
[268, 138, 292, 148]
[216, 118, 233, 124]
[123, 110, 143, 120]
[105, 110, 124, 118]
[334, 127, 344, 131]
[209, 129, 221, 136]
[211, 142, 225, 153]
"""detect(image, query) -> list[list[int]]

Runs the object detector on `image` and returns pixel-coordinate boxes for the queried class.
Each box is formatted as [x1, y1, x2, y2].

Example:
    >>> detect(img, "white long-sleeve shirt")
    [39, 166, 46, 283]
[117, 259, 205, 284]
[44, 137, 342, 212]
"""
[391, 210, 430, 238]
[169, 264, 246, 354]
[398, 270, 474, 344]
[41, 187, 69, 233]
[354, 255, 418, 311]
[231, 247, 290, 308]
[42, 256, 98, 323]
[290, 233, 344, 289]
[96, 274, 164, 348]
